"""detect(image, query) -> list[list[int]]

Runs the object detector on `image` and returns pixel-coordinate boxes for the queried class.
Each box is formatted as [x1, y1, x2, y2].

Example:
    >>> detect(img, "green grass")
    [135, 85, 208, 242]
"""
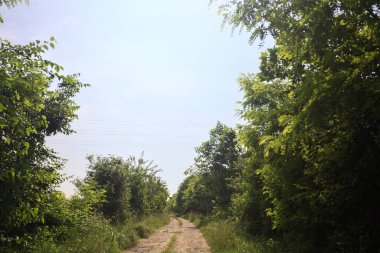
[27, 215, 120, 253]
[118, 213, 171, 249]
[7, 213, 171, 253]
[180, 213, 277, 253]
[201, 221, 253, 253]
[201, 220, 278, 253]
[183, 212, 203, 227]
[161, 232, 181, 253]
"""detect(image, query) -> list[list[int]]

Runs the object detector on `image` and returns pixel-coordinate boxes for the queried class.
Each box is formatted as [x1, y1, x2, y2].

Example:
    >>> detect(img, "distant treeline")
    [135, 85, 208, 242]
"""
[172, 0, 380, 252]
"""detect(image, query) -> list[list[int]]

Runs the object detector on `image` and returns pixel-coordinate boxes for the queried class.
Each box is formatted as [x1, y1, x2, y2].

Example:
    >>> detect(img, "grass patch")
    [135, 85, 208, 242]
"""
[9, 213, 171, 253]
[201, 220, 277, 253]
[181, 213, 277, 253]
[118, 213, 171, 249]
[161, 232, 181, 253]
[183, 212, 203, 227]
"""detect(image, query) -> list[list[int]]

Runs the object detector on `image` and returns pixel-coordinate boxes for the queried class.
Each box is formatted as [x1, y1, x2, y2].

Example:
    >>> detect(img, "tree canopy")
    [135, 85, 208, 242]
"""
[174, 122, 241, 216]
[0, 39, 87, 240]
[211, 0, 380, 252]
[84, 155, 169, 223]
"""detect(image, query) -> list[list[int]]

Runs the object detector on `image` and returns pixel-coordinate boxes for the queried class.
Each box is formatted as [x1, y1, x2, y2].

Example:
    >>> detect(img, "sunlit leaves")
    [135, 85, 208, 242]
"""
[84, 155, 169, 223]
[213, 0, 380, 251]
[0, 39, 86, 243]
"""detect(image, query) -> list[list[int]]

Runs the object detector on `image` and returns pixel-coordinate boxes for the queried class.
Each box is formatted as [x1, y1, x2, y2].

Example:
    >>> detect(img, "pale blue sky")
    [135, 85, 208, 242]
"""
[1, 0, 271, 195]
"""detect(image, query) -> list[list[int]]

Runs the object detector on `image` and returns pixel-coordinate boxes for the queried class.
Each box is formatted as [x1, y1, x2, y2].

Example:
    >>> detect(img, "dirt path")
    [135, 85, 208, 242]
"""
[173, 218, 210, 253]
[124, 217, 210, 253]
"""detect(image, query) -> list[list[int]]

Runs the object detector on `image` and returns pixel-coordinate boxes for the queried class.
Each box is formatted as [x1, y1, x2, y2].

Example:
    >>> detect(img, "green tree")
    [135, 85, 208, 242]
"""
[214, 0, 380, 252]
[0, 39, 87, 243]
[175, 122, 241, 216]
[174, 175, 212, 215]
[85, 155, 132, 223]
[191, 122, 240, 213]
[84, 155, 169, 223]
[128, 156, 169, 216]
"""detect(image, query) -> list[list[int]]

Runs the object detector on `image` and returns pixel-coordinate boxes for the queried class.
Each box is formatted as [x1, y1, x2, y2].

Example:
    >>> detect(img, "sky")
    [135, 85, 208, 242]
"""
[0, 0, 270, 195]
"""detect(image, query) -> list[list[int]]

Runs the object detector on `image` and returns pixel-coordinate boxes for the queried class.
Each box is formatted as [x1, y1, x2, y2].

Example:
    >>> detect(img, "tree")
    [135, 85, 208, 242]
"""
[84, 155, 169, 223]
[0, 39, 87, 243]
[174, 175, 212, 215]
[214, 0, 380, 251]
[85, 156, 132, 223]
[175, 122, 241, 216]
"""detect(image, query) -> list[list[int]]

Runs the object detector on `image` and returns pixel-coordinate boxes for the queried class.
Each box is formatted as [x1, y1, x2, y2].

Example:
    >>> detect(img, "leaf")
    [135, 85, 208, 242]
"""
[0, 102, 7, 111]
[23, 141, 30, 150]
[24, 99, 31, 106]
[259, 135, 275, 145]
[32, 207, 39, 217]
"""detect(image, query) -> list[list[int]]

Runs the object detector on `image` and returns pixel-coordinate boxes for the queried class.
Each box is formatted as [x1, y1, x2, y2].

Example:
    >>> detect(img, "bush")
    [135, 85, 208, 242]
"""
[199, 219, 280, 253]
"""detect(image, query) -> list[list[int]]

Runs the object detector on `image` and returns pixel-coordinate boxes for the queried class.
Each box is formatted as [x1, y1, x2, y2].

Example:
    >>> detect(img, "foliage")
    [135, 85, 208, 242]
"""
[0, 38, 87, 245]
[173, 175, 210, 215]
[211, 0, 380, 252]
[1, 178, 169, 253]
[0, 3, 171, 252]
[201, 220, 271, 253]
[174, 122, 241, 216]
[84, 155, 169, 223]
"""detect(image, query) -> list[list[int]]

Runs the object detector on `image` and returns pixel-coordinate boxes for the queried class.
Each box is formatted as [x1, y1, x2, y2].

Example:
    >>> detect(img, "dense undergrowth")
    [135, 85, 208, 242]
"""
[184, 213, 278, 253]
[1, 154, 170, 253]
[29, 213, 170, 253]
[2, 213, 169, 253]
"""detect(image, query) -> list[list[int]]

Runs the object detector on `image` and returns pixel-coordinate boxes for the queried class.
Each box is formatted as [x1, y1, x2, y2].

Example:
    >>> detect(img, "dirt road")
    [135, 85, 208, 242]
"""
[124, 217, 210, 253]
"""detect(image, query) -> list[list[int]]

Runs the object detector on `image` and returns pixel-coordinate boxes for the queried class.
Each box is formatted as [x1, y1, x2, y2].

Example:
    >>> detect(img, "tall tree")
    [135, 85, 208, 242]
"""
[182, 122, 240, 215]
[0, 39, 87, 242]
[214, 0, 380, 252]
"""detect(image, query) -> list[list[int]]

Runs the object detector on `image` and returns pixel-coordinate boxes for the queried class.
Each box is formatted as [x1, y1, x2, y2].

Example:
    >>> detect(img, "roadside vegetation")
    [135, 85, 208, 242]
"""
[2, 0, 380, 252]
[1, 152, 170, 253]
[172, 1, 380, 252]
[0, 2, 169, 252]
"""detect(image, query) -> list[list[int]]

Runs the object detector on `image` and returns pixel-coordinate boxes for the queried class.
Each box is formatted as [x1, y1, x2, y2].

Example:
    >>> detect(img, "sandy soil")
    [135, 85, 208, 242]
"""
[124, 217, 210, 253]
[173, 218, 210, 253]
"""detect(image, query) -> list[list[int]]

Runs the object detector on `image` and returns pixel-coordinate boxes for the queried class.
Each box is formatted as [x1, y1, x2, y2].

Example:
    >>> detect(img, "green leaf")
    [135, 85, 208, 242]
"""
[32, 207, 39, 217]
[0, 102, 7, 111]
[24, 99, 31, 106]
[259, 135, 275, 145]
[23, 141, 30, 150]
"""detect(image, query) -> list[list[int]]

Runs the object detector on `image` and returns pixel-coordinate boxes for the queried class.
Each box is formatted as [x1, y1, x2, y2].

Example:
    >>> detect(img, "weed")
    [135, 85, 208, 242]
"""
[161, 232, 181, 253]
